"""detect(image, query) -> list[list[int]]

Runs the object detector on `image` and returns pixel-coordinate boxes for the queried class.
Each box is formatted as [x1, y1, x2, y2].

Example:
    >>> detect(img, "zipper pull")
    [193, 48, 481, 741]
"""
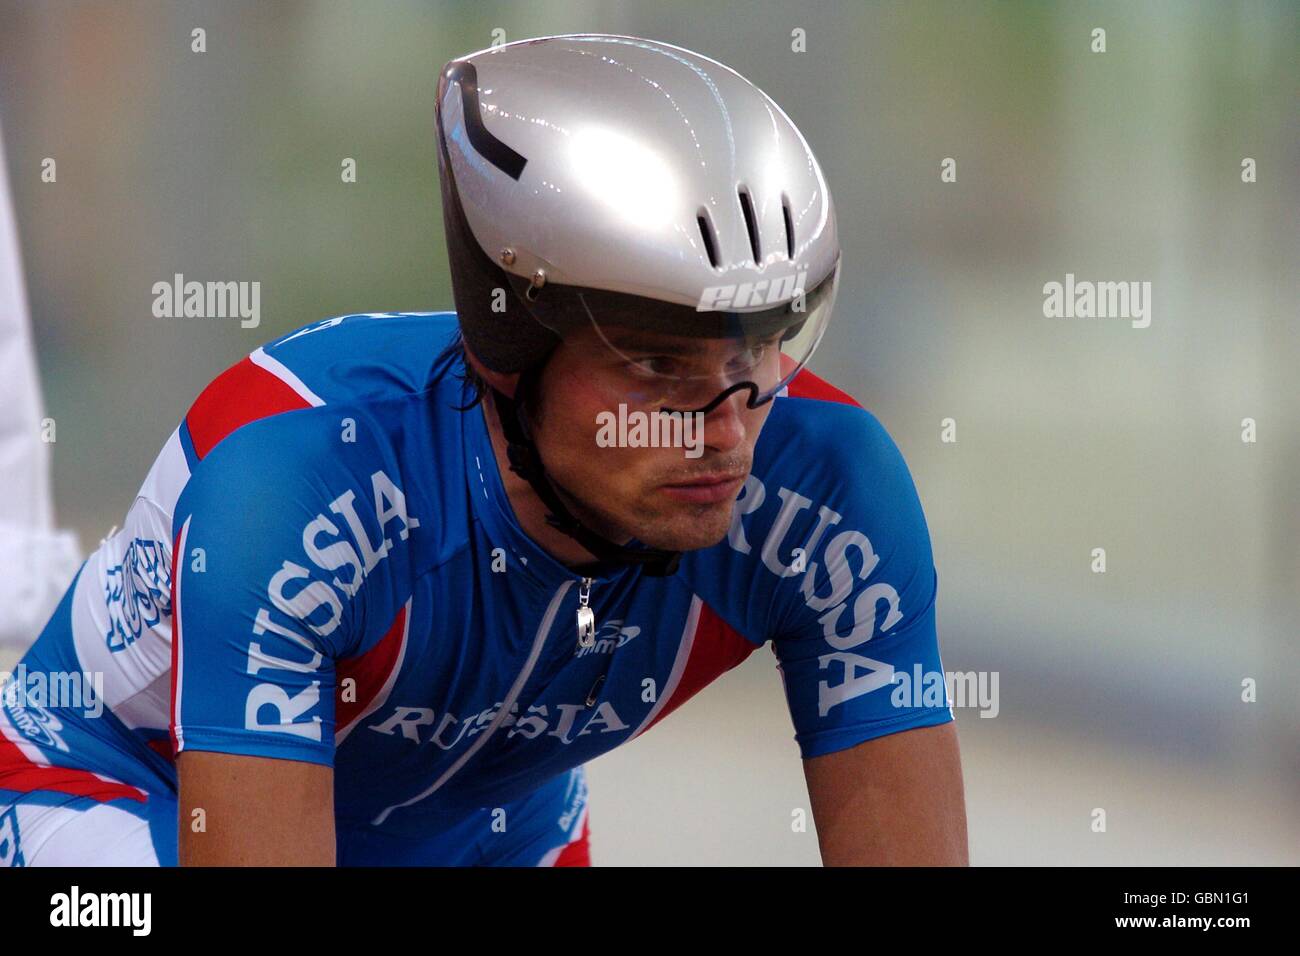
[575, 576, 596, 649]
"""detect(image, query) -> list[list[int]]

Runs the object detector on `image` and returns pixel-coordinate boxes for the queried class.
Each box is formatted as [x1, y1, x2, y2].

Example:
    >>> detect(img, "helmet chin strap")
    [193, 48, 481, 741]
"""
[490, 377, 683, 577]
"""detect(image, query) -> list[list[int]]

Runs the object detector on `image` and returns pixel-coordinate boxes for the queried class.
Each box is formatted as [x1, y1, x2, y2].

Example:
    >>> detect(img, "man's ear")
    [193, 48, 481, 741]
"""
[462, 341, 520, 398]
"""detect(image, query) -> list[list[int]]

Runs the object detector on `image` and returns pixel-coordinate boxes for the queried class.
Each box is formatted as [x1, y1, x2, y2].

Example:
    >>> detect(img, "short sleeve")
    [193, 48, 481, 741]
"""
[770, 408, 952, 759]
[170, 415, 372, 767]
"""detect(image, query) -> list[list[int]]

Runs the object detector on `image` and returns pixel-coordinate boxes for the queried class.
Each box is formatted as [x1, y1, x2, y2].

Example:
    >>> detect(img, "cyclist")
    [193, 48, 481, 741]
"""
[0, 33, 966, 866]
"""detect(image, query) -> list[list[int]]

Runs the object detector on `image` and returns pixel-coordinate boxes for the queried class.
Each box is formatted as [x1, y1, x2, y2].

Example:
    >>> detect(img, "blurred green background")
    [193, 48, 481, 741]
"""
[1, 0, 1296, 864]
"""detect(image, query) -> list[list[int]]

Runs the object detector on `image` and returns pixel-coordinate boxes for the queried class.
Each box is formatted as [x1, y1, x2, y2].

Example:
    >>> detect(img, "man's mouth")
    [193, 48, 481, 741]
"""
[659, 471, 748, 505]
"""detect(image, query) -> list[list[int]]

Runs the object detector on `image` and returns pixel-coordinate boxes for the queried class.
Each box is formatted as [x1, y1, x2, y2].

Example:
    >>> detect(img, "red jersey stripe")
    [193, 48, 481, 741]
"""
[184, 356, 312, 460]
[552, 816, 591, 867]
[335, 604, 410, 741]
[785, 366, 863, 408]
[645, 601, 757, 733]
[0, 733, 147, 804]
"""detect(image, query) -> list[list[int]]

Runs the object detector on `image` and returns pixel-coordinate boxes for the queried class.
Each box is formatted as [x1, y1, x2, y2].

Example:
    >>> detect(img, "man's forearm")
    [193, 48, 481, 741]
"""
[177, 750, 336, 866]
[804, 722, 969, 866]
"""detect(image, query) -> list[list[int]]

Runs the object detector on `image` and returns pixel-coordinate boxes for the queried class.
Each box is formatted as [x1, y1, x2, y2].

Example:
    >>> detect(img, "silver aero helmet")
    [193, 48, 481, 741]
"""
[435, 33, 840, 414]
[434, 34, 840, 575]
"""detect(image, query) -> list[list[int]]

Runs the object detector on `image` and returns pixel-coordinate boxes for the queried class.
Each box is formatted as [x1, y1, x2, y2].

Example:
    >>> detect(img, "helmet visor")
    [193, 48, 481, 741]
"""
[509, 262, 839, 413]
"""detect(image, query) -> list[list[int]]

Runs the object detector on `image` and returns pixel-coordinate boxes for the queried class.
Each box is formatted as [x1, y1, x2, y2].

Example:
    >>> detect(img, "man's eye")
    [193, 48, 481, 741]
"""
[626, 356, 677, 377]
[728, 340, 777, 372]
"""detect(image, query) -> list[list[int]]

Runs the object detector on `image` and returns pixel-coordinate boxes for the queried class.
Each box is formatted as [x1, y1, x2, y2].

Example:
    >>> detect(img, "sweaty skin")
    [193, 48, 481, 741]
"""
[179, 330, 968, 866]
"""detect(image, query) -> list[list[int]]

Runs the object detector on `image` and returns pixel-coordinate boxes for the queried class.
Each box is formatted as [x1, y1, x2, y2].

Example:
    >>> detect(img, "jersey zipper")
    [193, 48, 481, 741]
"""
[575, 576, 596, 650]
[575, 575, 614, 707]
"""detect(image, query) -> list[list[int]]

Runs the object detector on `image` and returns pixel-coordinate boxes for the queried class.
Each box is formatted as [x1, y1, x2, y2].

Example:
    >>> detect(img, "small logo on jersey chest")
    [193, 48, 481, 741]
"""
[574, 620, 640, 658]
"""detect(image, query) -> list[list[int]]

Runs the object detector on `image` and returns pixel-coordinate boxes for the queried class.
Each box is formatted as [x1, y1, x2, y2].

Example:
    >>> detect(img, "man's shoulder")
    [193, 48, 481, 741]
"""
[169, 310, 468, 548]
[258, 311, 462, 404]
[760, 366, 911, 496]
[713, 364, 931, 612]
[690, 365, 929, 592]
[178, 311, 462, 464]
[679, 363, 936, 672]
[210, 309, 461, 411]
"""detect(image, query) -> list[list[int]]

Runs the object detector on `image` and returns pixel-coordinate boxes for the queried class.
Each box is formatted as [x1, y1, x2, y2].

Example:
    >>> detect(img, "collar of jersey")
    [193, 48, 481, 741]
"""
[463, 398, 636, 589]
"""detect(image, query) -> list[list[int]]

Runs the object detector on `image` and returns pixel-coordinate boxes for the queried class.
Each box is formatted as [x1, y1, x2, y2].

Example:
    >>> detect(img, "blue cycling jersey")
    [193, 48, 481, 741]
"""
[1, 311, 950, 856]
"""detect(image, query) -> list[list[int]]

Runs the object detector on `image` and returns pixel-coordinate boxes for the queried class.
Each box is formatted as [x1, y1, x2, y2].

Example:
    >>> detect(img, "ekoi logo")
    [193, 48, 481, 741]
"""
[574, 619, 641, 658]
[697, 269, 807, 310]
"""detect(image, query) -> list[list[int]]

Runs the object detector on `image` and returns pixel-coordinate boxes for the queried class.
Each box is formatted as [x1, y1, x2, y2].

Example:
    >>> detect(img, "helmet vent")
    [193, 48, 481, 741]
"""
[737, 185, 760, 263]
[696, 210, 721, 269]
[781, 193, 795, 260]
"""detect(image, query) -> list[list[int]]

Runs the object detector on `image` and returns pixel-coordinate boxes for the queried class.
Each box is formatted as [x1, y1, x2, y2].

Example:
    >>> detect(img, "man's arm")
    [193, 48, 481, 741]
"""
[803, 722, 968, 866]
[166, 413, 381, 866]
[178, 751, 335, 866]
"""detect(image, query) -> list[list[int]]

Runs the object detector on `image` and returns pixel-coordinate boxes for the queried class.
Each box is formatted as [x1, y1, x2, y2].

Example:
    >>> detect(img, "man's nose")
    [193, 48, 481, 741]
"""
[700, 389, 748, 452]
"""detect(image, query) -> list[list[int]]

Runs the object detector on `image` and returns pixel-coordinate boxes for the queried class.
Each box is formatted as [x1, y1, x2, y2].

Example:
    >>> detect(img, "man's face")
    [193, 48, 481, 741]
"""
[527, 325, 778, 552]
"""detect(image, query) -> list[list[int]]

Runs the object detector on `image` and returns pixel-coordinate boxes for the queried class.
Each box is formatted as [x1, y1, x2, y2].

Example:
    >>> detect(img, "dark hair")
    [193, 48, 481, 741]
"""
[432, 330, 489, 411]
[433, 328, 550, 421]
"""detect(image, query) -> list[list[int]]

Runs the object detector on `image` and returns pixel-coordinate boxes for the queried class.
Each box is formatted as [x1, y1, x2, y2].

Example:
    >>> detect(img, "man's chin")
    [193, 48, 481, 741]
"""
[563, 484, 739, 554]
[632, 503, 735, 553]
